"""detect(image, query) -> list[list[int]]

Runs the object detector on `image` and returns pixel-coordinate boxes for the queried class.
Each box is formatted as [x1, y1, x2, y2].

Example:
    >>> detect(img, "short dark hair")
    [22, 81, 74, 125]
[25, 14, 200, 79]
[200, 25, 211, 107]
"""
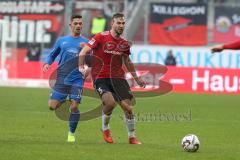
[71, 15, 82, 21]
[111, 13, 124, 21]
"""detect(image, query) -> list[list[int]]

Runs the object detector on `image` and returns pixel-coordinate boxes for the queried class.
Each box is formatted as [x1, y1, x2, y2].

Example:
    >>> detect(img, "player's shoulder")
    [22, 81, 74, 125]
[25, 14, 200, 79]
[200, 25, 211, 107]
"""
[94, 31, 110, 39]
[80, 35, 89, 42]
[53, 36, 66, 45]
[120, 36, 129, 42]
[60, 35, 70, 39]
[100, 31, 110, 36]
[91, 31, 109, 41]
[58, 35, 70, 41]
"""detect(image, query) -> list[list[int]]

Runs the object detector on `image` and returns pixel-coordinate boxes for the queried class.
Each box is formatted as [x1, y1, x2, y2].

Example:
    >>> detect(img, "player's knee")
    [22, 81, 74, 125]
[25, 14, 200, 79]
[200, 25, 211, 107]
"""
[104, 100, 116, 108]
[48, 100, 59, 110]
[49, 105, 57, 111]
[103, 108, 113, 115]
[102, 100, 116, 115]
[70, 101, 79, 112]
[102, 93, 116, 108]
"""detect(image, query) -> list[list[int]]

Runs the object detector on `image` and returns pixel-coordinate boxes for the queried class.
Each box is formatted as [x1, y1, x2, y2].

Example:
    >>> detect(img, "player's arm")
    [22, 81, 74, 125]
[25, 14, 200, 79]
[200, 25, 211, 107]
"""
[79, 34, 101, 75]
[211, 45, 224, 53]
[211, 40, 240, 53]
[78, 45, 92, 76]
[42, 39, 61, 73]
[123, 55, 146, 88]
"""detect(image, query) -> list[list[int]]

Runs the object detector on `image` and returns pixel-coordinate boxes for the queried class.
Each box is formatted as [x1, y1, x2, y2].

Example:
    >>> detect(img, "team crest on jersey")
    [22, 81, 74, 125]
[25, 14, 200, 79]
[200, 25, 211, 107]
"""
[104, 41, 117, 50]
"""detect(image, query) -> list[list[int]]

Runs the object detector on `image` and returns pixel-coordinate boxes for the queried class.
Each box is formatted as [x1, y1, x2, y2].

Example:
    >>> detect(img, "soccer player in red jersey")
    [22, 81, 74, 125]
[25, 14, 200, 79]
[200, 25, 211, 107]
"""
[211, 40, 240, 53]
[78, 13, 146, 144]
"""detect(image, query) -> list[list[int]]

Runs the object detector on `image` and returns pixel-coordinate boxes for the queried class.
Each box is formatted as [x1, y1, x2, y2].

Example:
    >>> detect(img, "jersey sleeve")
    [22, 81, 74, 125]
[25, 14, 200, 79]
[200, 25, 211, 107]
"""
[125, 48, 131, 55]
[223, 40, 240, 50]
[45, 38, 61, 65]
[87, 33, 102, 49]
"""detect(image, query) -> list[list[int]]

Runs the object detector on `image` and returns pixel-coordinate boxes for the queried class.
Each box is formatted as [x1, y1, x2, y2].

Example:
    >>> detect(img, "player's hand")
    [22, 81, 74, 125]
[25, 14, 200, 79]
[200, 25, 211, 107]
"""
[211, 45, 224, 54]
[135, 77, 146, 88]
[42, 63, 50, 73]
[84, 67, 91, 79]
[79, 65, 88, 79]
[80, 42, 87, 48]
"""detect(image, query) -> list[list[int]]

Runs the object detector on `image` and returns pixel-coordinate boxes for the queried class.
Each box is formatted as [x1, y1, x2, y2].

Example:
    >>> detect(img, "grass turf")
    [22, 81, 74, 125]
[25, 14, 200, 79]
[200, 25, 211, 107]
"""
[0, 87, 239, 160]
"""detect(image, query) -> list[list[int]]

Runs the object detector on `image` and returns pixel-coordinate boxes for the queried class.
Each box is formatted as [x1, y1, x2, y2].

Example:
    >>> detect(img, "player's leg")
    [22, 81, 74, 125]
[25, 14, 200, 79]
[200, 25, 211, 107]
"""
[48, 90, 68, 110]
[67, 84, 82, 142]
[49, 88, 77, 142]
[119, 99, 141, 144]
[94, 78, 117, 143]
[113, 79, 141, 144]
[49, 82, 69, 110]
[101, 92, 116, 128]
[48, 99, 62, 110]
[100, 92, 116, 143]
[95, 79, 117, 130]
[67, 100, 80, 142]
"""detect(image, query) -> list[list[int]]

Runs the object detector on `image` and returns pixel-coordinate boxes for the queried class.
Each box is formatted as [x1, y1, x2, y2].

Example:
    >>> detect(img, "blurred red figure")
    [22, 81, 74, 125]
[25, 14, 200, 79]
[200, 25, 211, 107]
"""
[79, 13, 145, 145]
[211, 40, 240, 53]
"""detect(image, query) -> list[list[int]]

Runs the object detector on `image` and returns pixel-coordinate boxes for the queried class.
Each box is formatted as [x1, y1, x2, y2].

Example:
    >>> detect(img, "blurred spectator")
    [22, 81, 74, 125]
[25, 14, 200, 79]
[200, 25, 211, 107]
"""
[90, 11, 107, 36]
[214, 0, 225, 3]
[164, 50, 177, 66]
[25, 43, 42, 61]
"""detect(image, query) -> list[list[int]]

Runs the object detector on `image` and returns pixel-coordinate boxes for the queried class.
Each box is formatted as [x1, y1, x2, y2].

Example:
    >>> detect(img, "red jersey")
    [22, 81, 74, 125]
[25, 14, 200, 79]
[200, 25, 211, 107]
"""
[223, 40, 240, 50]
[87, 31, 131, 80]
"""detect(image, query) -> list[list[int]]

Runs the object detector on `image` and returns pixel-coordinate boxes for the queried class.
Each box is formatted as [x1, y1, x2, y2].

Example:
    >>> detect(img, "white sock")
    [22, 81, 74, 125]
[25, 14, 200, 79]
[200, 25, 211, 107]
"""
[125, 116, 135, 138]
[102, 112, 111, 131]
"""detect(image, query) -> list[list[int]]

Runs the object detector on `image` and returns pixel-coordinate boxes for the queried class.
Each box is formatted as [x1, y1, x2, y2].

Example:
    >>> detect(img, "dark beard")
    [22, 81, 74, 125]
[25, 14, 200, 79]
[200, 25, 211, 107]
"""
[115, 30, 123, 36]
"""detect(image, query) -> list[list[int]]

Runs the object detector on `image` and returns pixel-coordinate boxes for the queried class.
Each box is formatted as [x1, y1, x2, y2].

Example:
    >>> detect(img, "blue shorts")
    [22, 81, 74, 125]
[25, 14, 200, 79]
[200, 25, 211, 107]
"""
[50, 80, 84, 103]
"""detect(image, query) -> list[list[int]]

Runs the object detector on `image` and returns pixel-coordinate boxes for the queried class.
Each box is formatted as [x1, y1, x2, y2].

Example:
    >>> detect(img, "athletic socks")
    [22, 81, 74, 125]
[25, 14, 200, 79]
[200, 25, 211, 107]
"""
[125, 116, 136, 138]
[102, 112, 111, 131]
[69, 109, 80, 134]
[102, 111, 136, 138]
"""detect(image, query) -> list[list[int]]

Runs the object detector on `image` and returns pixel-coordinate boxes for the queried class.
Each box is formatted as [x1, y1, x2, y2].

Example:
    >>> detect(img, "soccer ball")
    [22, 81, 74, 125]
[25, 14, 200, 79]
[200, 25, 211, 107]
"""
[181, 134, 200, 152]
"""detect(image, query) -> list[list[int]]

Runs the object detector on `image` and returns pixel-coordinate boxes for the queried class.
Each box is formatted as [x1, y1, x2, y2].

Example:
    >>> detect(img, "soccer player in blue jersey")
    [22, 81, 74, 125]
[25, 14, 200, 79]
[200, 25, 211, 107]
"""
[42, 15, 90, 142]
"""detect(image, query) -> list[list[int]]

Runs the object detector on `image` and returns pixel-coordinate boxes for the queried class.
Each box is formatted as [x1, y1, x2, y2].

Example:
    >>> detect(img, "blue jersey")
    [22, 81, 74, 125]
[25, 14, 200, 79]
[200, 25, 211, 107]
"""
[45, 35, 89, 85]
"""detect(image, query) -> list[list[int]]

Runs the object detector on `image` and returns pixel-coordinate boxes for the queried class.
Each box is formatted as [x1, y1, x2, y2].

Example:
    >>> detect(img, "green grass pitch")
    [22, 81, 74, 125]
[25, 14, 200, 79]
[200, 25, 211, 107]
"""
[0, 87, 240, 160]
